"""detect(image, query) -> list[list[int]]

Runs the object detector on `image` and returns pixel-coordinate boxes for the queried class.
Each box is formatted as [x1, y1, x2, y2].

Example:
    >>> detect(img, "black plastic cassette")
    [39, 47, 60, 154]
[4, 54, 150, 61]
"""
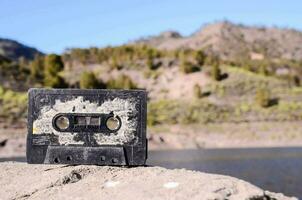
[26, 88, 147, 166]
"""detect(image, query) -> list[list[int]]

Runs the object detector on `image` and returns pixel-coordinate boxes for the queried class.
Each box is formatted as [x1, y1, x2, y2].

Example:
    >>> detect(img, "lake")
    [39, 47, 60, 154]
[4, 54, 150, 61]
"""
[148, 147, 302, 199]
[1, 147, 301, 198]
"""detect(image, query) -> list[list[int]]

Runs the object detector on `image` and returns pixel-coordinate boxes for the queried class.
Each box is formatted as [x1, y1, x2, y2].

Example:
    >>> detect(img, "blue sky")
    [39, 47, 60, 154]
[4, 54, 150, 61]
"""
[0, 0, 301, 53]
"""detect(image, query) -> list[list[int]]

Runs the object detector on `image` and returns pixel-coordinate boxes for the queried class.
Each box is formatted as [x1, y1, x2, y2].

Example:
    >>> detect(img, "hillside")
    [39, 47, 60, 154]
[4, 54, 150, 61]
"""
[0, 22, 302, 155]
[0, 38, 42, 61]
[0, 21, 302, 128]
[134, 21, 302, 61]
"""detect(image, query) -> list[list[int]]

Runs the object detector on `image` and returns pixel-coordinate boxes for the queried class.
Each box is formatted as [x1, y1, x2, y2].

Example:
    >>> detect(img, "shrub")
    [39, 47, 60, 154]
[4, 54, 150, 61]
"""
[143, 69, 161, 79]
[147, 99, 231, 126]
[0, 60, 31, 90]
[0, 55, 10, 65]
[255, 87, 270, 108]
[180, 61, 199, 74]
[109, 56, 123, 70]
[107, 74, 137, 89]
[63, 45, 166, 67]
[211, 61, 221, 81]
[0, 86, 27, 121]
[147, 100, 180, 126]
[281, 75, 301, 87]
[146, 48, 162, 70]
[205, 54, 219, 66]
[45, 76, 67, 88]
[146, 56, 155, 70]
[293, 76, 300, 87]
[258, 61, 268, 76]
[193, 84, 202, 99]
[194, 50, 206, 66]
[44, 54, 64, 75]
[179, 51, 200, 74]
[80, 72, 106, 89]
[30, 55, 45, 82]
[44, 54, 68, 88]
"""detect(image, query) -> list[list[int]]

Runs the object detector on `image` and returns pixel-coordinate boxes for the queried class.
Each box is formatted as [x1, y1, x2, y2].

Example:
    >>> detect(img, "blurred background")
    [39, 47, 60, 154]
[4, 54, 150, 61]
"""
[0, 0, 302, 198]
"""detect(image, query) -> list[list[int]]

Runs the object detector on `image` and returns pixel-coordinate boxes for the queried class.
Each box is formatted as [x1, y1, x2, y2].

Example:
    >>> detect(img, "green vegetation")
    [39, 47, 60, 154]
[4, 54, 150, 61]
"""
[147, 97, 302, 126]
[179, 52, 200, 74]
[193, 84, 202, 99]
[147, 99, 231, 126]
[254, 87, 273, 108]
[1, 43, 302, 127]
[0, 57, 30, 90]
[180, 60, 199, 74]
[109, 56, 123, 70]
[0, 55, 11, 65]
[211, 61, 221, 81]
[0, 86, 27, 121]
[230, 58, 302, 81]
[258, 61, 268, 76]
[146, 56, 154, 70]
[30, 55, 44, 83]
[146, 48, 161, 70]
[64, 45, 165, 67]
[44, 54, 67, 88]
[80, 72, 105, 89]
[211, 66, 285, 97]
[143, 69, 161, 79]
[194, 50, 206, 66]
[107, 74, 137, 89]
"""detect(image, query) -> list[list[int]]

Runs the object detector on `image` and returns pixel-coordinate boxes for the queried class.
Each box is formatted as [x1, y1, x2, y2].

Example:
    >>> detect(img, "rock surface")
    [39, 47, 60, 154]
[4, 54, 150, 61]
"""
[0, 162, 297, 200]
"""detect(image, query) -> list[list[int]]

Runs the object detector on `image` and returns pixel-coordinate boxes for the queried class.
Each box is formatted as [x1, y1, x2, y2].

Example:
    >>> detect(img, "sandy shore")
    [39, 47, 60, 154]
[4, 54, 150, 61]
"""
[148, 122, 302, 150]
[0, 162, 297, 200]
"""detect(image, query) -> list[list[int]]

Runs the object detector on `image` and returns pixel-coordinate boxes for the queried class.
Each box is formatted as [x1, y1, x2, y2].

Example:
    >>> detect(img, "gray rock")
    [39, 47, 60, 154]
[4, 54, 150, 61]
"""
[0, 162, 297, 200]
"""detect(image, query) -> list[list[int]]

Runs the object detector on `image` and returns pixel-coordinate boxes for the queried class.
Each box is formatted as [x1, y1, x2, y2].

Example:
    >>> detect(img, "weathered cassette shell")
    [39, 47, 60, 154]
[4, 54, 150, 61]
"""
[26, 88, 147, 166]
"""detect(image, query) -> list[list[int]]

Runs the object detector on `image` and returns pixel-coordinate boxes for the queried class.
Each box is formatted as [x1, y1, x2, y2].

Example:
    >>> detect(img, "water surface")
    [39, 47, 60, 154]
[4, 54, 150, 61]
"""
[148, 147, 302, 199]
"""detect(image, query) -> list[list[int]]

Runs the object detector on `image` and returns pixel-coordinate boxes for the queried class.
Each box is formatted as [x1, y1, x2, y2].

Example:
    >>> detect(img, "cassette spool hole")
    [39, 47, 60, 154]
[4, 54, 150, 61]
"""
[106, 117, 120, 131]
[55, 116, 70, 130]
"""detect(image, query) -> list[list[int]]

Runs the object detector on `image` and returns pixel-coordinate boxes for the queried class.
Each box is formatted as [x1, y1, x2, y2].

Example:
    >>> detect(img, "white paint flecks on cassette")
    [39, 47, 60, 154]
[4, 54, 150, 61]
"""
[32, 97, 138, 145]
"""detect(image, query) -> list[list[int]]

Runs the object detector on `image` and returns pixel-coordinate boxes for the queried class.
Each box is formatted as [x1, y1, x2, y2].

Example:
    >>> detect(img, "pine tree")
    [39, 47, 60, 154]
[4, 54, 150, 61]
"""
[30, 55, 44, 81]
[44, 54, 68, 88]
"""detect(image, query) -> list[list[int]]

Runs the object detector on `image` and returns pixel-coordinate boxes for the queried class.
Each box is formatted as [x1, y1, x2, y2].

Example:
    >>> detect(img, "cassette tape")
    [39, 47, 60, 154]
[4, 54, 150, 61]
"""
[27, 88, 147, 166]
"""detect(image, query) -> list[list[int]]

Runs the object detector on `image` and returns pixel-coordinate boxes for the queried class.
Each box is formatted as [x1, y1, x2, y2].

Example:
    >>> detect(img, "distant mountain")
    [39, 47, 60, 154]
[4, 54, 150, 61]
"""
[134, 21, 302, 61]
[0, 38, 42, 61]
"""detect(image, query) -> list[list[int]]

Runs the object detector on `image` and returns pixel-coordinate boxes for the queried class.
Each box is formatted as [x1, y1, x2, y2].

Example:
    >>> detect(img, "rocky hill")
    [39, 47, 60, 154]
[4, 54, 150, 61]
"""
[134, 21, 302, 61]
[1, 21, 302, 126]
[0, 38, 42, 61]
